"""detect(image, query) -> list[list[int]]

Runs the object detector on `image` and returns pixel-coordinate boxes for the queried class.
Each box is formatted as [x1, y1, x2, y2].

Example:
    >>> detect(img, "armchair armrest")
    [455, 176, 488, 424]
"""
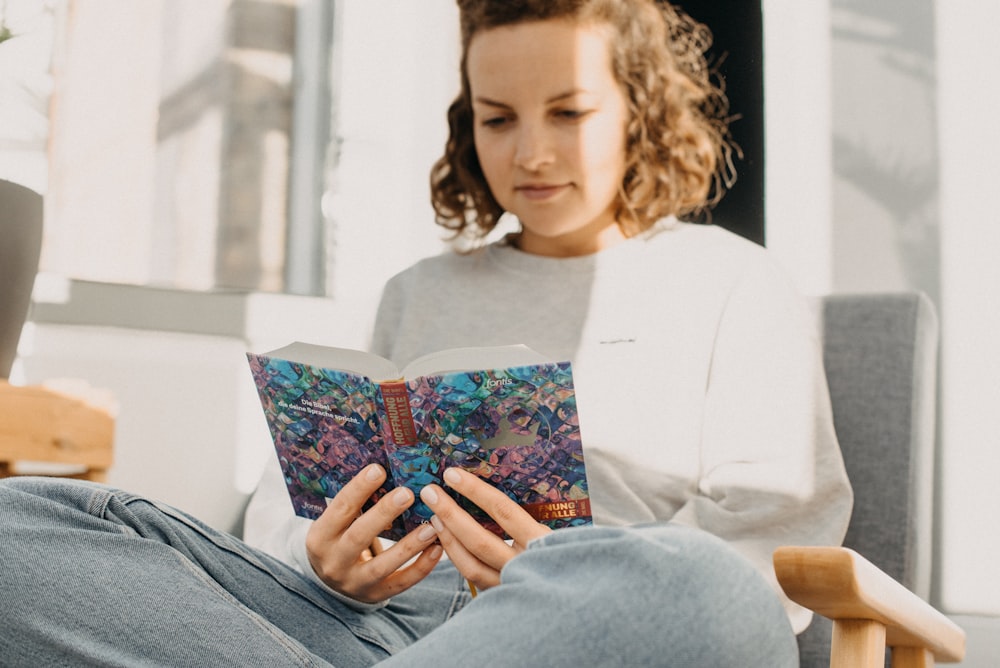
[774, 546, 965, 667]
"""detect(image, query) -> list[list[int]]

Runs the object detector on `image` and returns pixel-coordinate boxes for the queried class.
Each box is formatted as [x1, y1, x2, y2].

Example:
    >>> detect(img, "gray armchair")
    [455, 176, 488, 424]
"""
[777, 293, 965, 666]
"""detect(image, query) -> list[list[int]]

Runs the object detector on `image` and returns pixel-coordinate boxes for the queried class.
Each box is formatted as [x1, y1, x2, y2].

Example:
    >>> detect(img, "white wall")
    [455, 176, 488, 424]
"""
[761, 0, 833, 296]
[935, 0, 1000, 618]
[0, 0, 55, 193]
[829, 2, 940, 303]
[322, 0, 457, 346]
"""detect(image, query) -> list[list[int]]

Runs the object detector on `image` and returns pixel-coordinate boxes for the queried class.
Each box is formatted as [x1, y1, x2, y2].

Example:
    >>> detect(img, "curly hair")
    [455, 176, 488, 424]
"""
[430, 0, 735, 242]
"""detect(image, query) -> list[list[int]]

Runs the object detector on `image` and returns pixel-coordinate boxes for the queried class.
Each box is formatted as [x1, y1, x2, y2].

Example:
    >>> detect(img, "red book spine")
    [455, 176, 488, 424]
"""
[378, 380, 418, 446]
[522, 499, 592, 523]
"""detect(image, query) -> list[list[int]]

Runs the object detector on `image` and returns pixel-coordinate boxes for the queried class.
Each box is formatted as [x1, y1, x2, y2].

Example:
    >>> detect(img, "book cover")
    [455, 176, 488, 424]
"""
[247, 344, 591, 540]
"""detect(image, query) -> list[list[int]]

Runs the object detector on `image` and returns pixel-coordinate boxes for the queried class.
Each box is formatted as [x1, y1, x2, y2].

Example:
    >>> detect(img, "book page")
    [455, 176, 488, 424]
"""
[401, 344, 550, 379]
[262, 342, 401, 381]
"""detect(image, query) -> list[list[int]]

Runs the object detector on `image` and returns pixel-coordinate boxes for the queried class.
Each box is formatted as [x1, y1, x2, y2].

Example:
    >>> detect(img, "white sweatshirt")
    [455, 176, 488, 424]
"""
[244, 220, 853, 632]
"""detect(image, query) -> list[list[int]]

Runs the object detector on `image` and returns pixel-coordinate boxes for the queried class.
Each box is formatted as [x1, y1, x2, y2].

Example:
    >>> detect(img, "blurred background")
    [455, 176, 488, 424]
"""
[0, 1, 996, 663]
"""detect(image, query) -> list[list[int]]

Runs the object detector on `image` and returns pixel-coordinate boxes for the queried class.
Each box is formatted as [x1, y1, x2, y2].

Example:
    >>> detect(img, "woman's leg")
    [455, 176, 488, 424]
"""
[1, 477, 796, 667]
[384, 523, 799, 667]
[0, 477, 463, 667]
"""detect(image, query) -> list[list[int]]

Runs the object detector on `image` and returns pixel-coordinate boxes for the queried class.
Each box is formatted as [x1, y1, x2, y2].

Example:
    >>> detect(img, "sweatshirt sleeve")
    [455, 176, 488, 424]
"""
[669, 255, 854, 634]
[242, 455, 312, 565]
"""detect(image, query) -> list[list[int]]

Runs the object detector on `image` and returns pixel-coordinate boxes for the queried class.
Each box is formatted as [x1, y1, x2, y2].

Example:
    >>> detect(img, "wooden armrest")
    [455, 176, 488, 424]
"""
[0, 381, 114, 471]
[774, 546, 965, 665]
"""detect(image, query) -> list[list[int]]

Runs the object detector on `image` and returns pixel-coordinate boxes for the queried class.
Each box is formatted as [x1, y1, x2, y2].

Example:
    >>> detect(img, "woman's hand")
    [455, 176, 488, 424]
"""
[419, 467, 551, 592]
[305, 464, 442, 603]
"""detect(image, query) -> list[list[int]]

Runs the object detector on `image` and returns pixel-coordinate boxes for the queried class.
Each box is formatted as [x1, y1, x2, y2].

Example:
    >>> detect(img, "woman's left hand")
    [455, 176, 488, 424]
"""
[418, 467, 551, 592]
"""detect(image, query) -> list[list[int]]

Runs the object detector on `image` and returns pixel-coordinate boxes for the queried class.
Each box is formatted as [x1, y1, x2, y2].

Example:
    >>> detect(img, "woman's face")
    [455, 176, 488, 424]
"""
[467, 19, 630, 258]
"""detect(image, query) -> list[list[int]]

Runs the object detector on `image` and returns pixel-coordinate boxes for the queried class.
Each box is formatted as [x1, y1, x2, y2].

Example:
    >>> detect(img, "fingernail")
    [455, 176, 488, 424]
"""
[366, 465, 381, 481]
[430, 515, 444, 532]
[393, 488, 410, 506]
[418, 523, 437, 541]
[420, 486, 438, 505]
[428, 544, 443, 560]
[443, 468, 461, 486]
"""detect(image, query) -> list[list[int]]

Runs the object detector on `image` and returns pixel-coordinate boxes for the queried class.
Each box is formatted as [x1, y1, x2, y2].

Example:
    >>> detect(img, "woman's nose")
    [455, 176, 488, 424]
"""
[514, 123, 554, 171]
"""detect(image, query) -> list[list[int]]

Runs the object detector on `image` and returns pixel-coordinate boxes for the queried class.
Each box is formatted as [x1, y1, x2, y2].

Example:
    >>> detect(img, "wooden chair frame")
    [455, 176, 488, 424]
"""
[774, 546, 965, 667]
[0, 381, 114, 483]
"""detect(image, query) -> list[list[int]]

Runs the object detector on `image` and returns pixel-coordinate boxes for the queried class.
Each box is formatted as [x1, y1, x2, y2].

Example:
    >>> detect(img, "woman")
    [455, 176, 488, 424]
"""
[0, 1, 851, 665]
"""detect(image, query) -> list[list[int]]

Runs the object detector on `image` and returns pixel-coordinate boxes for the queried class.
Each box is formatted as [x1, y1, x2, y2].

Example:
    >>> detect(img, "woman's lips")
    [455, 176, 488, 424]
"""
[516, 183, 569, 201]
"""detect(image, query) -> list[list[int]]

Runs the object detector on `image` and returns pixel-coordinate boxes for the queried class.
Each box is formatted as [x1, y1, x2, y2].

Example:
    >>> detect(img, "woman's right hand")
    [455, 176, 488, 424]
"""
[305, 464, 442, 603]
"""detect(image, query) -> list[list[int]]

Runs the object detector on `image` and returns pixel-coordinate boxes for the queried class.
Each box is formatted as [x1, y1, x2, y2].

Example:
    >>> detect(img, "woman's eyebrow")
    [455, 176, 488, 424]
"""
[472, 96, 512, 109]
[472, 89, 588, 108]
[546, 89, 587, 104]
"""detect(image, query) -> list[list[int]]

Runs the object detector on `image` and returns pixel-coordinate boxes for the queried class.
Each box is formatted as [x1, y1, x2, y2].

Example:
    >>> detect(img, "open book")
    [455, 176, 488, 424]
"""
[246, 343, 591, 540]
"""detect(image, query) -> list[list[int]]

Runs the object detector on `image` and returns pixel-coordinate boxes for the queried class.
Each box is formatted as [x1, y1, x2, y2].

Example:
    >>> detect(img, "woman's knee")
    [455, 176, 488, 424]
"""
[504, 523, 798, 666]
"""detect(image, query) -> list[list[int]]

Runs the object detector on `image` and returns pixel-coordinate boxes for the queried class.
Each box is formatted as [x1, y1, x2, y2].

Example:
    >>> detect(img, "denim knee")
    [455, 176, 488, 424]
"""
[498, 523, 799, 667]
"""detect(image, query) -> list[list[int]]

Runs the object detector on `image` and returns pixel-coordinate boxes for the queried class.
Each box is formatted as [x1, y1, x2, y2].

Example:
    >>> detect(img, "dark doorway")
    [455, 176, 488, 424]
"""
[672, 1, 765, 246]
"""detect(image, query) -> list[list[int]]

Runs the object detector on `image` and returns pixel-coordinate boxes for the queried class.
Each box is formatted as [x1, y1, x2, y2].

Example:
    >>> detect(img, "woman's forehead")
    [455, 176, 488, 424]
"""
[466, 19, 616, 100]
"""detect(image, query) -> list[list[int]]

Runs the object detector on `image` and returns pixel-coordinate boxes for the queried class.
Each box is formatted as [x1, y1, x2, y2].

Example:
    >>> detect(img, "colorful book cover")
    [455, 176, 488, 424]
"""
[247, 345, 591, 541]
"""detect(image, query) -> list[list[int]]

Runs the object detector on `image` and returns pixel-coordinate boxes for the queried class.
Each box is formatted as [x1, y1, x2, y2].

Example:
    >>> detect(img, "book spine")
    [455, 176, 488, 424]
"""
[522, 499, 592, 523]
[378, 380, 418, 446]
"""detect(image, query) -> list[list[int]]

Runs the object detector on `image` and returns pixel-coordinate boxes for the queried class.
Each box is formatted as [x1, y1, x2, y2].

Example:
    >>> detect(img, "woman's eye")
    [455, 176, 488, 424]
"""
[481, 116, 511, 129]
[553, 108, 591, 122]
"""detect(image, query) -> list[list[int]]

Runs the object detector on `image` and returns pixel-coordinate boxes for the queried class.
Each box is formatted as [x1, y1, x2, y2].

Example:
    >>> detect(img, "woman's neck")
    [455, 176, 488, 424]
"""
[512, 221, 627, 258]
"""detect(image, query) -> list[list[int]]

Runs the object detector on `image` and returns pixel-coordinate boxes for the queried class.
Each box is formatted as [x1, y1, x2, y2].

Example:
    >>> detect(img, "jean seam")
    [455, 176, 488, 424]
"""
[127, 495, 397, 656]
[167, 547, 330, 667]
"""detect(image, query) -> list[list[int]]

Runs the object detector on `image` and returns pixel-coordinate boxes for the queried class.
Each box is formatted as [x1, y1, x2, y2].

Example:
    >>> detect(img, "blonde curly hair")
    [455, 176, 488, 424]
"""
[430, 0, 735, 242]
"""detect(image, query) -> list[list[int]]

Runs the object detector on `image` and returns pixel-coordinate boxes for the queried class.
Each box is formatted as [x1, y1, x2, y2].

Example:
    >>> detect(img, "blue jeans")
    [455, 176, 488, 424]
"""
[0, 477, 798, 666]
